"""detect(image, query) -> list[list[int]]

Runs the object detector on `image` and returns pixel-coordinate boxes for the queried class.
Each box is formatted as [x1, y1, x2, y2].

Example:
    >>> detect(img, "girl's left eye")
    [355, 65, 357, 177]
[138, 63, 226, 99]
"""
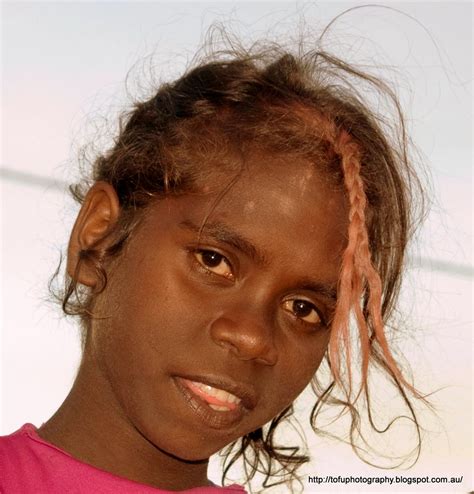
[194, 250, 234, 280]
[282, 299, 322, 325]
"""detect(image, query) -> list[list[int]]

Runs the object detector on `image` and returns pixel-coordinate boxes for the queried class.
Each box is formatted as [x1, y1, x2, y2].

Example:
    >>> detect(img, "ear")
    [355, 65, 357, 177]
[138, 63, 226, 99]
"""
[67, 182, 120, 288]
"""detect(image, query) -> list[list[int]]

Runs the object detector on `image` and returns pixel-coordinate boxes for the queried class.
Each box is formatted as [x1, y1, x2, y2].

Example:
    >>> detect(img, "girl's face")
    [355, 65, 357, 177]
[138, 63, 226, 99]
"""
[86, 152, 348, 461]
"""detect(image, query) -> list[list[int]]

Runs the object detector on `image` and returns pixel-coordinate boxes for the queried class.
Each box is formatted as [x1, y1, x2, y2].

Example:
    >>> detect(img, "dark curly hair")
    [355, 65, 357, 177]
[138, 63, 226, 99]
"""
[52, 26, 428, 492]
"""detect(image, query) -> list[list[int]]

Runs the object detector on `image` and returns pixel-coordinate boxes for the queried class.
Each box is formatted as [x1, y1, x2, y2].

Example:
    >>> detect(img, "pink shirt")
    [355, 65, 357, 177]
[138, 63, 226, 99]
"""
[0, 424, 247, 493]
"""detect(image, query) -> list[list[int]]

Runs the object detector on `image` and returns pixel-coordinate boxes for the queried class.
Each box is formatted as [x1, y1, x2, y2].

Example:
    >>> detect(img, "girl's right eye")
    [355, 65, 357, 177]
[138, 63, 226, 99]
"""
[194, 250, 234, 281]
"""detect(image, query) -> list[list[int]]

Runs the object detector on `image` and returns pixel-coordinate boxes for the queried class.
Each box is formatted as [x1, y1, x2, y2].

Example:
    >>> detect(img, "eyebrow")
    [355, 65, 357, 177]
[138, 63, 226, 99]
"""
[179, 219, 269, 266]
[297, 278, 338, 302]
[178, 219, 338, 302]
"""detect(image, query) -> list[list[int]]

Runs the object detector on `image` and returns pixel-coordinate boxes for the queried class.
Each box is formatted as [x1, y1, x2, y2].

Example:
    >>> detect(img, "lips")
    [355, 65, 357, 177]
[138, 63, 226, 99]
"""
[183, 379, 241, 411]
[173, 374, 257, 429]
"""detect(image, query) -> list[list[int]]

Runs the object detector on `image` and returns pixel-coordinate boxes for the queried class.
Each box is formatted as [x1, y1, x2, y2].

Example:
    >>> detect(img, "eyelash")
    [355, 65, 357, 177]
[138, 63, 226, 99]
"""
[281, 299, 325, 327]
[192, 248, 326, 328]
[193, 249, 235, 281]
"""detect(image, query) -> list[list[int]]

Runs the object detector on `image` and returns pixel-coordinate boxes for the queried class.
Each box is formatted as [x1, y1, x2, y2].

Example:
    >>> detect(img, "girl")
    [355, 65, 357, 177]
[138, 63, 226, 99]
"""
[0, 31, 426, 493]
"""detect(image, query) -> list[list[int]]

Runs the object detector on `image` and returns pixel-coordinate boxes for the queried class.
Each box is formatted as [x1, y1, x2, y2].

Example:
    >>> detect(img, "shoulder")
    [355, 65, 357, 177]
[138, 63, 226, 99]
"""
[0, 424, 248, 493]
[0, 423, 49, 491]
[0, 423, 38, 463]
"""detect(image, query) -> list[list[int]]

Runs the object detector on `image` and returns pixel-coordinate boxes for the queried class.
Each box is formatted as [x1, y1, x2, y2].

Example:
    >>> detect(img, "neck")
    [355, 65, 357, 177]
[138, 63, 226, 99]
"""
[37, 348, 210, 491]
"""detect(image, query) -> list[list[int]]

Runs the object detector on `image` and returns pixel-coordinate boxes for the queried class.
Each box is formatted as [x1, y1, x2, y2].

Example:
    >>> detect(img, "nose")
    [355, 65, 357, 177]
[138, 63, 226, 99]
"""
[209, 311, 278, 366]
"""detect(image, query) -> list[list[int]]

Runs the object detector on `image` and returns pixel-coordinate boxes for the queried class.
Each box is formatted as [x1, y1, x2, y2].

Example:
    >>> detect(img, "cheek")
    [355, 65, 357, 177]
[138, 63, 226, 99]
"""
[93, 253, 210, 369]
[269, 335, 329, 411]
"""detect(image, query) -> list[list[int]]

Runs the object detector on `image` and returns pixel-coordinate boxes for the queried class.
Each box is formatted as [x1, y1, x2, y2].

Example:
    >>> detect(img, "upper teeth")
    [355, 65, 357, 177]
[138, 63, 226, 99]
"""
[191, 381, 241, 405]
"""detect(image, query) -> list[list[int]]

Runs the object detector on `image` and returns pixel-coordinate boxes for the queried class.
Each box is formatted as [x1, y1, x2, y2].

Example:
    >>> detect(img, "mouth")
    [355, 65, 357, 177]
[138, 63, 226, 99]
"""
[173, 374, 257, 430]
[182, 379, 241, 411]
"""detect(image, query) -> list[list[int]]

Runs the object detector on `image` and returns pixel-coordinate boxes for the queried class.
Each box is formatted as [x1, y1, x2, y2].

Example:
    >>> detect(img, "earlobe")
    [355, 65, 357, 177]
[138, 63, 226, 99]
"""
[67, 182, 120, 287]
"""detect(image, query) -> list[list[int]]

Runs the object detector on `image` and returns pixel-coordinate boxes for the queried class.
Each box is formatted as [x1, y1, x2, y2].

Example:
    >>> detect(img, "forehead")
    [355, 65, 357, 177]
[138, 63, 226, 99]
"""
[233, 153, 339, 207]
[152, 151, 349, 282]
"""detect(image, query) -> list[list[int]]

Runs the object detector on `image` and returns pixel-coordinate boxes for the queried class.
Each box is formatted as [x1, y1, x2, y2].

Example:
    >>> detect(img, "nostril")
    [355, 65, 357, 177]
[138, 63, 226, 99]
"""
[215, 339, 239, 354]
[210, 316, 278, 366]
[228, 340, 278, 366]
[253, 345, 278, 366]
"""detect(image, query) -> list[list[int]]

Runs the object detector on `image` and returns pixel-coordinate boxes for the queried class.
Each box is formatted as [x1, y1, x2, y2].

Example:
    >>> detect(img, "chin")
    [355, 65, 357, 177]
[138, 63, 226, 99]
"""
[153, 432, 233, 463]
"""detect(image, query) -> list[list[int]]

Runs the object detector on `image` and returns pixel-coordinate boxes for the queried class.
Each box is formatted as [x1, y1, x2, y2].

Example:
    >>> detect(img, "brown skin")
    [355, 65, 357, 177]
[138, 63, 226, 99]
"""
[38, 154, 348, 490]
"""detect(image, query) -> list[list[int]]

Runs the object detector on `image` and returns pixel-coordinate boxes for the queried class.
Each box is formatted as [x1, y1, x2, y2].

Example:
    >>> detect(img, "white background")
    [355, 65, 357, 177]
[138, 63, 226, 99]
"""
[1, 2, 472, 492]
